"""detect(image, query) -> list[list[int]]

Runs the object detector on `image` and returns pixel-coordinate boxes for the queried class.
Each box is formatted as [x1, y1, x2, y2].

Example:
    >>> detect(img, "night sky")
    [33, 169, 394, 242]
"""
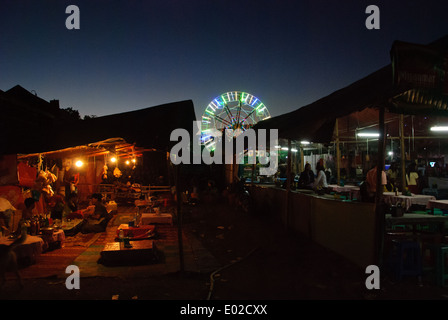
[1, 0, 447, 121]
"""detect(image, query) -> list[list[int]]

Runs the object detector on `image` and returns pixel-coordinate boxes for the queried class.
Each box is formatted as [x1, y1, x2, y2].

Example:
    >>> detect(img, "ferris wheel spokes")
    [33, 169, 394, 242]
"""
[201, 91, 271, 150]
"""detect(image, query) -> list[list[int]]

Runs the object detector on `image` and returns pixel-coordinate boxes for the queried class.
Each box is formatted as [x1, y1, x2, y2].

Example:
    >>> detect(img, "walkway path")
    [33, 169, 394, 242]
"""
[72, 207, 221, 278]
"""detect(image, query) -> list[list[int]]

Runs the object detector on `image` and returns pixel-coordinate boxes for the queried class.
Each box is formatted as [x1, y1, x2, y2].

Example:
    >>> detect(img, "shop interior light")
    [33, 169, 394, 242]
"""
[110, 157, 117, 163]
[430, 126, 448, 132]
[300, 141, 310, 145]
[125, 160, 130, 165]
[132, 158, 136, 163]
[279, 147, 298, 152]
[357, 132, 380, 137]
[75, 160, 84, 168]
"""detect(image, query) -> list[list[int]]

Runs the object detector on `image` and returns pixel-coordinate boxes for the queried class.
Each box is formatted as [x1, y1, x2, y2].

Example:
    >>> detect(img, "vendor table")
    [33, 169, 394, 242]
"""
[328, 184, 360, 200]
[428, 200, 448, 211]
[140, 213, 173, 226]
[0, 235, 44, 266]
[383, 192, 436, 212]
[100, 240, 158, 265]
[61, 219, 85, 236]
[385, 213, 448, 234]
[40, 229, 65, 251]
[116, 224, 156, 240]
[135, 199, 165, 211]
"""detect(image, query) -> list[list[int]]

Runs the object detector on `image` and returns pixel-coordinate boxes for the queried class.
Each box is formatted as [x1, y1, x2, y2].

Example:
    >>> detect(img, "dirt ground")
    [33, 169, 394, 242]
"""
[1, 195, 448, 307]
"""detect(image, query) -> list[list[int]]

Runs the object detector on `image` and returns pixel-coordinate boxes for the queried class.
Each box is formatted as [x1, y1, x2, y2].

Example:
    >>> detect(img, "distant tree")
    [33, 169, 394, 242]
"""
[61, 107, 81, 121]
[59, 107, 97, 121]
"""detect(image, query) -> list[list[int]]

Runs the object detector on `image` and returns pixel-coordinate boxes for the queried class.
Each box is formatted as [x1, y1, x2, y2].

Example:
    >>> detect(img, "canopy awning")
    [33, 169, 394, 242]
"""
[255, 64, 401, 142]
[17, 137, 152, 160]
[254, 35, 448, 143]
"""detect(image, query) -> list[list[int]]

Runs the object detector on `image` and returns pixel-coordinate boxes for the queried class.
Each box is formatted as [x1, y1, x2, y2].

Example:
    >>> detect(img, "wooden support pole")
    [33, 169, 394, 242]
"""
[300, 145, 304, 173]
[175, 164, 185, 275]
[400, 114, 406, 191]
[335, 118, 341, 185]
[375, 106, 386, 266]
[285, 139, 292, 230]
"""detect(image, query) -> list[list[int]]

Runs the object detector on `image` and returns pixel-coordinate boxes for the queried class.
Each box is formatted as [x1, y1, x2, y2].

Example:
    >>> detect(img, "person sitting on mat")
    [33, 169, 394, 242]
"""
[81, 193, 111, 234]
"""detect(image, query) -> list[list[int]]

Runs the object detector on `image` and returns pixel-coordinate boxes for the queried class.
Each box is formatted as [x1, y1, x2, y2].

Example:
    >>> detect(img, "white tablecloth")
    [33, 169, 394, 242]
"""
[428, 200, 448, 210]
[328, 184, 360, 199]
[383, 192, 436, 211]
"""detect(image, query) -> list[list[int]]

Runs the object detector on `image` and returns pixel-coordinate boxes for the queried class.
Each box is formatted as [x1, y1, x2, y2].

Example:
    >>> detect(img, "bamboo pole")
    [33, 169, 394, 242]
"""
[300, 145, 304, 173]
[375, 106, 386, 266]
[400, 114, 406, 191]
[285, 139, 292, 230]
[335, 118, 341, 185]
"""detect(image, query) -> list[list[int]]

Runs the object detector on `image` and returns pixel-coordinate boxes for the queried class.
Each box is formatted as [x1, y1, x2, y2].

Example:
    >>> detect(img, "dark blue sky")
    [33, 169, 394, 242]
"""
[1, 0, 447, 120]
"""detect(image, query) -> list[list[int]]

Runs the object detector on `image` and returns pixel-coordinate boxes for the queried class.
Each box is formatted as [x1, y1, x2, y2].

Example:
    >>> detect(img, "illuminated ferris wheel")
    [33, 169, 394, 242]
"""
[201, 91, 271, 150]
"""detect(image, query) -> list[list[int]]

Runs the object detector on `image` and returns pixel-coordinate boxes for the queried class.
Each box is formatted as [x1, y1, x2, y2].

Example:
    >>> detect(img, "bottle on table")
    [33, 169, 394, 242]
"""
[118, 228, 124, 249]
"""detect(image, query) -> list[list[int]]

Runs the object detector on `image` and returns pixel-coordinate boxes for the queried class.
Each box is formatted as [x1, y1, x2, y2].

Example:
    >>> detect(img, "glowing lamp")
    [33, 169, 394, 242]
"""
[430, 126, 448, 132]
[357, 132, 380, 138]
[110, 157, 117, 163]
[75, 160, 84, 168]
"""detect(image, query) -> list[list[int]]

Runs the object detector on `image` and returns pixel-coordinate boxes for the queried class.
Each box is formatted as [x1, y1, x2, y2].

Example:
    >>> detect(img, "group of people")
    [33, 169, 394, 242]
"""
[383, 162, 421, 194]
[292, 159, 425, 201]
[296, 162, 329, 193]
[78, 193, 111, 234]
[20, 192, 110, 234]
[360, 161, 424, 202]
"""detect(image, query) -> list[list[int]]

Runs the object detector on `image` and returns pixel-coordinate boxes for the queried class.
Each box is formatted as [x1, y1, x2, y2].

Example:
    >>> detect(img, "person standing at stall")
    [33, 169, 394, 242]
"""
[387, 162, 400, 190]
[366, 164, 387, 194]
[406, 162, 420, 194]
[298, 163, 315, 189]
[314, 163, 328, 194]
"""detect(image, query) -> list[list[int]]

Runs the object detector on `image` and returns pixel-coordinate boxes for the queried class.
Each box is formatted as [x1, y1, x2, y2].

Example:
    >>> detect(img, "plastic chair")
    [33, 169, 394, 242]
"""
[435, 245, 448, 287]
[389, 240, 422, 281]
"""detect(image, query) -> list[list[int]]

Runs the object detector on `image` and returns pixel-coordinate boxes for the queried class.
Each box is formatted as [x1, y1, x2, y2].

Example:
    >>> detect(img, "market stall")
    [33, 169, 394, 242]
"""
[252, 35, 448, 268]
[0, 94, 196, 271]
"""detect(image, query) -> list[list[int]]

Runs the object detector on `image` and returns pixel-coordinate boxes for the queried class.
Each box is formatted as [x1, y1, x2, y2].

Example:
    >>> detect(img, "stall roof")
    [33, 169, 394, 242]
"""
[50, 99, 196, 153]
[255, 64, 400, 143]
[0, 88, 196, 155]
[254, 35, 448, 143]
[17, 137, 150, 160]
